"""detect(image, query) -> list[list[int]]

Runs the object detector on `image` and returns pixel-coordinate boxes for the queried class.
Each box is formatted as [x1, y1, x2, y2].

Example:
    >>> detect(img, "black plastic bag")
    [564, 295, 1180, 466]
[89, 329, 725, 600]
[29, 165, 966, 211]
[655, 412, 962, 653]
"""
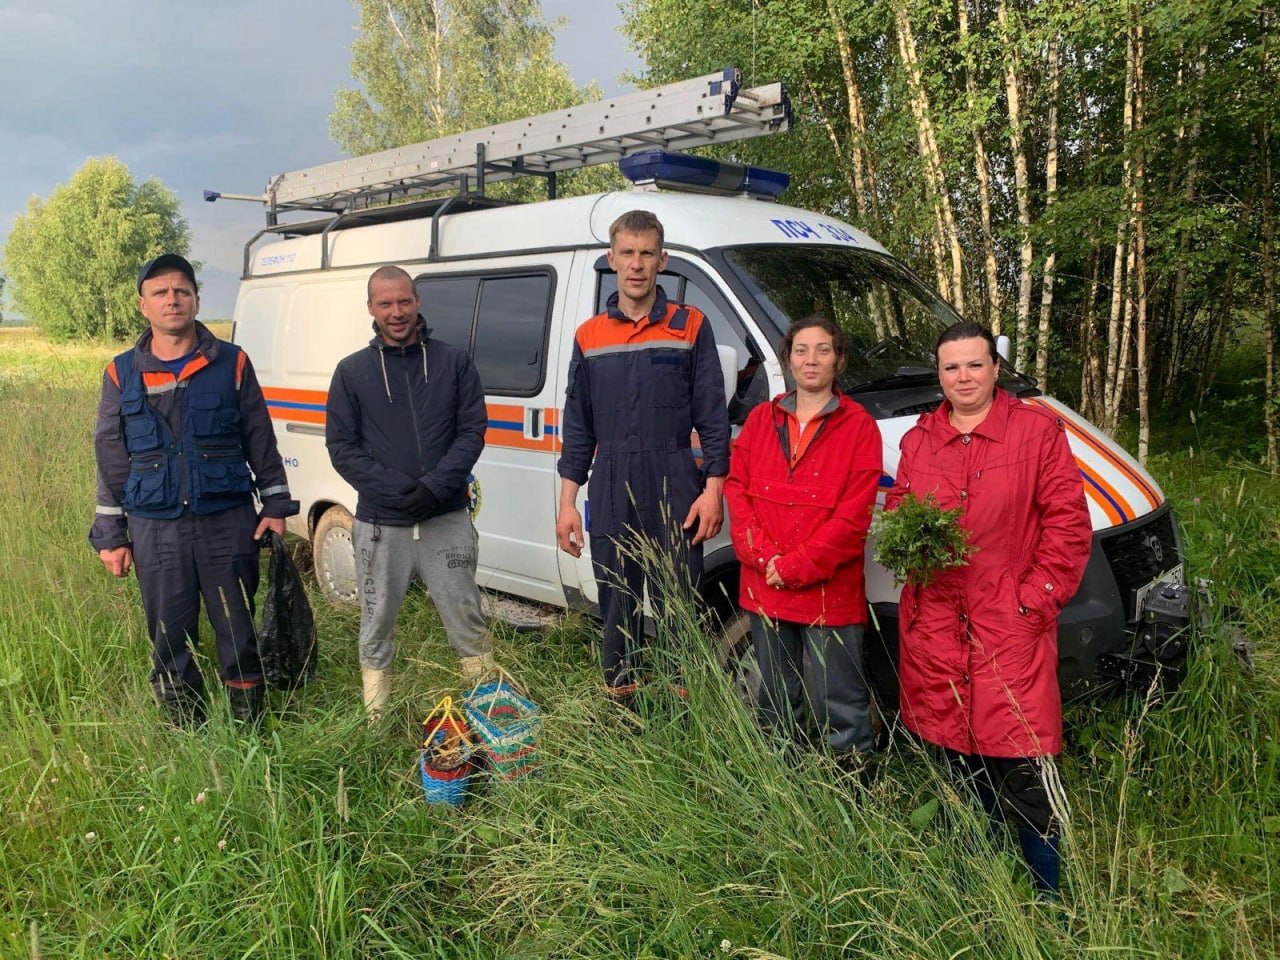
[258, 531, 317, 690]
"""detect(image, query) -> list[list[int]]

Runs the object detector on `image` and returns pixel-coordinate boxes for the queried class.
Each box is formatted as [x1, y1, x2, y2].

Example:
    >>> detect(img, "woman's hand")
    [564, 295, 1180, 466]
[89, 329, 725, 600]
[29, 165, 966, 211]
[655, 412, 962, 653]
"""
[765, 555, 785, 588]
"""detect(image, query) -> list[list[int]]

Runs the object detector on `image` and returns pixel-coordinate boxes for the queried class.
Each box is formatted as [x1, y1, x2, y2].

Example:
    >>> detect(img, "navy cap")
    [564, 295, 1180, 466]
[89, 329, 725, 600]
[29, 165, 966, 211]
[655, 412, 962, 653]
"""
[137, 253, 198, 294]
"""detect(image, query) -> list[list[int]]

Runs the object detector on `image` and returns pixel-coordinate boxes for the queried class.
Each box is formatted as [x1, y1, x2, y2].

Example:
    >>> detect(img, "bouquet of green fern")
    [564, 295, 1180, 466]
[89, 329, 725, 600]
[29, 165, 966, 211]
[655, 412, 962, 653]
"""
[871, 493, 977, 588]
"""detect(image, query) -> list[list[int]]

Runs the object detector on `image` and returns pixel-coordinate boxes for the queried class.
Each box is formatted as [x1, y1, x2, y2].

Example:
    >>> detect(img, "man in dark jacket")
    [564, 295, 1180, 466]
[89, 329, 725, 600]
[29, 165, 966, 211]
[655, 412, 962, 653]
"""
[90, 254, 298, 728]
[326, 265, 492, 717]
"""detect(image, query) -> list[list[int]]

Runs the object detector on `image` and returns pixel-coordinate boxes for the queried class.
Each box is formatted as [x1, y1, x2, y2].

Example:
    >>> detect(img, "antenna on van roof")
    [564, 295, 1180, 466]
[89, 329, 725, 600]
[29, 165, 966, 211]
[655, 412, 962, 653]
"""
[208, 68, 790, 224]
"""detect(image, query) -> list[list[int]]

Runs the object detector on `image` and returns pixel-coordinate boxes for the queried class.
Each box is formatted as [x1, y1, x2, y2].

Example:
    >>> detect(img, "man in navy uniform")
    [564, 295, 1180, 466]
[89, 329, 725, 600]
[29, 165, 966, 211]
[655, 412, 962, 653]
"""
[91, 254, 297, 727]
[556, 210, 730, 708]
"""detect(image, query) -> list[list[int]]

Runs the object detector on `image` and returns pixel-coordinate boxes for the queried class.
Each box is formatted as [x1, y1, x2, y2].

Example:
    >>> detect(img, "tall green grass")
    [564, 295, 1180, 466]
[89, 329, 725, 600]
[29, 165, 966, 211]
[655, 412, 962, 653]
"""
[1, 331, 1276, 958]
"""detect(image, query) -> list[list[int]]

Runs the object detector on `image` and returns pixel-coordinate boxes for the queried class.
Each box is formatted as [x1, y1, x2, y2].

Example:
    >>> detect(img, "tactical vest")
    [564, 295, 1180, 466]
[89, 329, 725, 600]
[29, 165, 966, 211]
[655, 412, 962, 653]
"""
[115, 345, 253, 519]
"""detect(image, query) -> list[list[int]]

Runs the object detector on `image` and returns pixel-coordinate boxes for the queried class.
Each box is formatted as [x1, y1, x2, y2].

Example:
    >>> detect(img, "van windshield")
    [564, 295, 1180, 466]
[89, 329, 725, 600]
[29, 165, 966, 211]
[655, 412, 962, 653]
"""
[721, 245, 1033, 399]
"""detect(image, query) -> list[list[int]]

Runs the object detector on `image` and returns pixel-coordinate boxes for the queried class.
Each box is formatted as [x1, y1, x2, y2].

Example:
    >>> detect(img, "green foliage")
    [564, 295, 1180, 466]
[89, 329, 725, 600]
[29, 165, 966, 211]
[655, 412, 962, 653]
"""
[872, 492, 977, 587]
[1, 332, 1277, 957]
[622, 0, 1280, 406]
[1, 157, 190, 341]
[330, 0, 619, 201]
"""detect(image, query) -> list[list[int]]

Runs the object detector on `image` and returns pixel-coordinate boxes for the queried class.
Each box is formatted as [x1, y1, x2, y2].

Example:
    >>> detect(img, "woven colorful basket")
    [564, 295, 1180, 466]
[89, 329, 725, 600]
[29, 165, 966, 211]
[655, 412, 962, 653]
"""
[464, 676, 541, 782]
[420, 751, 472, 807]
[419, 696, 475, 807]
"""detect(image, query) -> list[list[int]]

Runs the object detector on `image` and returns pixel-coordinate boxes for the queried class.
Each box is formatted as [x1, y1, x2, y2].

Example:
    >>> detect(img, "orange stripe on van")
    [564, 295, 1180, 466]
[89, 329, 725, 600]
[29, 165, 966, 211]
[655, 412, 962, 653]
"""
[260, 387, 564, 451]
[263, 387, 328, 405]
[1077, 463, 1126, 526]
[269, 406, 326, 425]
[484, 428, 557, 452]
[1026, 398, 1161, 510]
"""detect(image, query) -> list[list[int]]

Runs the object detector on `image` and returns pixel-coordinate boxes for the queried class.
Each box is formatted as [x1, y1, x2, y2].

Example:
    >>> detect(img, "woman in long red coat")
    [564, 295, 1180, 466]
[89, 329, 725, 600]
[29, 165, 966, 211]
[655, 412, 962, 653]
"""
[885, 321, 1091, 897]
[726, 317, 882, 768]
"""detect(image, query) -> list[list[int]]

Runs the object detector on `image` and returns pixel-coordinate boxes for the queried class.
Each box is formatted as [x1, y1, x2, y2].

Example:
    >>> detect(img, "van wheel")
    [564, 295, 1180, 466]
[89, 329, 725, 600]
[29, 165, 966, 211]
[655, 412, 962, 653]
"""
[313, 506, 358, 606]
[717, 609, 760, 709]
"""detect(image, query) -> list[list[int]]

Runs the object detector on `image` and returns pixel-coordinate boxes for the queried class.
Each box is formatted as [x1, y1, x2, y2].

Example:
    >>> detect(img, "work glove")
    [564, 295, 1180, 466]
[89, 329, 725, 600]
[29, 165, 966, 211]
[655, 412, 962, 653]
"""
[404, 484, 441, 521]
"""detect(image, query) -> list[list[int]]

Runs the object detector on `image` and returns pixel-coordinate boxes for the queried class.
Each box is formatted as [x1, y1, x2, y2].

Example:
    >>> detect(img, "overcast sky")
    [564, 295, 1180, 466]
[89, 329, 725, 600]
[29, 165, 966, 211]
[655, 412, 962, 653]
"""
[0, 1, 643, 318]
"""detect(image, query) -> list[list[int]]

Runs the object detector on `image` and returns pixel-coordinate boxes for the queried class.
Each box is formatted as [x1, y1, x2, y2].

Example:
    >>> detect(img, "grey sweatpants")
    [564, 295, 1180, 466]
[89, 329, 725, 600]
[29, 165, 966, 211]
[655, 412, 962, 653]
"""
[355, 508, 490, 670]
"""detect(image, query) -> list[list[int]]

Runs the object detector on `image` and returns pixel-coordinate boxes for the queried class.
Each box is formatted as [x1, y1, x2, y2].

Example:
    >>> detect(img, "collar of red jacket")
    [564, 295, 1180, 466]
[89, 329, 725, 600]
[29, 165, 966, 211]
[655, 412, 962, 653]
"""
[922, 387, 1014, 453]
[774, 390, 841, 422]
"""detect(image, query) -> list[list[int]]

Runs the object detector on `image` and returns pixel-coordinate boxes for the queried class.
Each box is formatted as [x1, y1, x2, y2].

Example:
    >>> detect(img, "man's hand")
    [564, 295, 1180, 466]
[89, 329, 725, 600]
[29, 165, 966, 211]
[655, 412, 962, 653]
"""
[765, 555, 785, 588]
[254, 516, 287, 542]
[99, 546, 133, 577]
[682, 477, 725, 546]
[556, 503, 584, 558]
[404, 484, 441, 522]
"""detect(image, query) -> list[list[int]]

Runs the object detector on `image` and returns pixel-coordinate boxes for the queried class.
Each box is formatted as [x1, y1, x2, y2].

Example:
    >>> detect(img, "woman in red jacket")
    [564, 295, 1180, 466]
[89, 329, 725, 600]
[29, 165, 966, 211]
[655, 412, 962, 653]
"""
[885, 321, 1091, 898]
[725, 316, 883, 769]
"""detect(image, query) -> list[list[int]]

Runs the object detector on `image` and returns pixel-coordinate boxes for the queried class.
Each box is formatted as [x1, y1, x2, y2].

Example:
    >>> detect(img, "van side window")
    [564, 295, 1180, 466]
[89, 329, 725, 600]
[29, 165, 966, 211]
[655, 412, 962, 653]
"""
[416, 276, 479, 352]
[472, 274, 553, 395]
[596, 260, 769, 424]
[417, 271, 553, 397]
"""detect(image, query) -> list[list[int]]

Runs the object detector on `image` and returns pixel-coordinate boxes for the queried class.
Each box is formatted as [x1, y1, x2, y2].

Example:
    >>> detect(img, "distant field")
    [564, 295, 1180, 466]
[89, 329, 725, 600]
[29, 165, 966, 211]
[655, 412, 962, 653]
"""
[0, 329, 1276, 959]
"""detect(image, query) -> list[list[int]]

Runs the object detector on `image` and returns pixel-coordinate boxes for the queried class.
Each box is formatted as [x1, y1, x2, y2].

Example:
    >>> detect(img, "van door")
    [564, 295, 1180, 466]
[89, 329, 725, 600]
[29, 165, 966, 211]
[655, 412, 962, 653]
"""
[414, 257, 568, 605]
[554, 251, 780, 608]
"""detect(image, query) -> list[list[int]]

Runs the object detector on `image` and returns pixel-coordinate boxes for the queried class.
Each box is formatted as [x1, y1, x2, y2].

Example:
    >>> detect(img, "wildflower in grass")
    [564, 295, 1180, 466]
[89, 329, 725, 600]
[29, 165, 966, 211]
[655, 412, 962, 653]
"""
[195, 790, 207, 805]
[218, 839, 227, 851]
[84, 831, 96, 841]
[720, 939, 732, 953]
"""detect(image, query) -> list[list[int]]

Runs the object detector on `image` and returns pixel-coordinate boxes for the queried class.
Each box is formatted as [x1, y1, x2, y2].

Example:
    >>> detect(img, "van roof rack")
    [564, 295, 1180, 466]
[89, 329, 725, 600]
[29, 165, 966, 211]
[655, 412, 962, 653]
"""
[214, 68, 790, 223]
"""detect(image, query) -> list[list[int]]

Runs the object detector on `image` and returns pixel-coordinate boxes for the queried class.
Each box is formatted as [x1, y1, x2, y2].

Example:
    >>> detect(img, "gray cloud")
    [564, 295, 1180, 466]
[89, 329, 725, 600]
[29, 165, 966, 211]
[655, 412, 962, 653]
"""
[1, 0, 640, 318]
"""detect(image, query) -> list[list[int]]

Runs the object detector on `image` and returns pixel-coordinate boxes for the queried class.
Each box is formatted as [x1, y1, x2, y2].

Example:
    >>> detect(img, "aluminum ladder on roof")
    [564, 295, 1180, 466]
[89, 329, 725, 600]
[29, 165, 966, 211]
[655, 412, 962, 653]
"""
[263, 67, 791, 217]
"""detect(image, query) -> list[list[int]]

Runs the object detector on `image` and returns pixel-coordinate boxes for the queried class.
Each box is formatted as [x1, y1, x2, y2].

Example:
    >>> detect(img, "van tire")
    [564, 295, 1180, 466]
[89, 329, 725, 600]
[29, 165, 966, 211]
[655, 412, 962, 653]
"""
[716, 609, 761, 709]
[313, 506, 358, 606]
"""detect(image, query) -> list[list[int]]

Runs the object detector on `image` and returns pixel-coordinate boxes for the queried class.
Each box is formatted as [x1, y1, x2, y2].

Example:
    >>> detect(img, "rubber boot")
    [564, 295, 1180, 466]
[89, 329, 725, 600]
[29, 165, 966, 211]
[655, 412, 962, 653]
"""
[159, 690, 207, 730]
[362, 667, 391, 719]
[459, 654, 495, 683]
[605, 682, 643, 731]
[1017, 827, 1061, 900]
[227, 683, 265, 725]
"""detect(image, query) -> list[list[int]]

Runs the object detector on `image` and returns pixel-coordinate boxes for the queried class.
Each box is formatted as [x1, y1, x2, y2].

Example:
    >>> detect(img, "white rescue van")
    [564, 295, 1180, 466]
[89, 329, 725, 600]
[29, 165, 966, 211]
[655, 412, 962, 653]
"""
[224, 70, 1192, 699]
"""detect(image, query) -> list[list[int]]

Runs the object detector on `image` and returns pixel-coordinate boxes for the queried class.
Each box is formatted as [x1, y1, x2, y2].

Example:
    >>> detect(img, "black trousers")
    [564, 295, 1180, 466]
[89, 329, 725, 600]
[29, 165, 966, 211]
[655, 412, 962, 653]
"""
[129, 503, 262, 704]
[944, 750, 1058, 837]
[590, 524, 703, 690]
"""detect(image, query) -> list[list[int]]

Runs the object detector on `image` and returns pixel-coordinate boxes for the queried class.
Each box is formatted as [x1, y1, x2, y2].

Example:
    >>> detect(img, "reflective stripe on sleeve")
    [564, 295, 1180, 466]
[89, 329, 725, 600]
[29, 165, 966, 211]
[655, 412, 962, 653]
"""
[96, 505, 125, 516]
[258, 485, 291, 498]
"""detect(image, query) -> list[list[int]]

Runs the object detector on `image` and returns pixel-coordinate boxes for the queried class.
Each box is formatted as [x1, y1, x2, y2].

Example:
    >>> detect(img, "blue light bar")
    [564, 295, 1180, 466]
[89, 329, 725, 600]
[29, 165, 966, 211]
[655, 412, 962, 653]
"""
[619, 150, 790, 199]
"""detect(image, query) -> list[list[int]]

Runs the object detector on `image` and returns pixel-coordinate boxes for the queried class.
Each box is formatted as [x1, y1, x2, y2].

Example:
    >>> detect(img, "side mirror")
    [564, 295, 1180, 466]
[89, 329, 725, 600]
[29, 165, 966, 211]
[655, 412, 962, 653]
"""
[716, 344, 740, 409]
[996, 334, 1011, 363]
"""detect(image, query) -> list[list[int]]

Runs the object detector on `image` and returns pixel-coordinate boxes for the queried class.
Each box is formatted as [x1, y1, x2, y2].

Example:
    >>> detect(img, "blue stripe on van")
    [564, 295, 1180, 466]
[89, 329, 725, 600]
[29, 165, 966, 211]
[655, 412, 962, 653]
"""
[1080, 469, 1130, 523]
[267, 399, 326, 413]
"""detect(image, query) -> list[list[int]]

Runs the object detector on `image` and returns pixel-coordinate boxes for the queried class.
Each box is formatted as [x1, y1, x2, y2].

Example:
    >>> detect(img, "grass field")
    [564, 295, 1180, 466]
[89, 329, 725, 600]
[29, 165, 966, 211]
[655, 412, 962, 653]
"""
[1, 328, 1276, 958]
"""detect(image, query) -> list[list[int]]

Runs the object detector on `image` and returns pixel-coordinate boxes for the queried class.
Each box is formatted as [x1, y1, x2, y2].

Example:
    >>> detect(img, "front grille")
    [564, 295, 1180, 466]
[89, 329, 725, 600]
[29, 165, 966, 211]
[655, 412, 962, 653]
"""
[1101, 507, 1180, 620]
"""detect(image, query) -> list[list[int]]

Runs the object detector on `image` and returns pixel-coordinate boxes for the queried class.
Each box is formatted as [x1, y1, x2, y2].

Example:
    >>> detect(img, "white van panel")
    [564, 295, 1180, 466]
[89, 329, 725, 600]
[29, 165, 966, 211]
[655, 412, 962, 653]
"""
[284, 279, 369, 377]
[232, 285, 285, 375]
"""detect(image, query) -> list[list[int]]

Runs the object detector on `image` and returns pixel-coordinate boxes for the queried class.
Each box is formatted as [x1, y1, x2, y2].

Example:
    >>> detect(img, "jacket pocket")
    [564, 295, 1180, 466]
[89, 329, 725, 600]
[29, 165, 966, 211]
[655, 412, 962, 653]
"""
[195, 458, 253, 498]
[124, 455, 176, 511]
[188, 392, 242, 437]
[648, 350, 692, 407]
[747, 478, 840, 553]
[121, 397, 162, 454]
